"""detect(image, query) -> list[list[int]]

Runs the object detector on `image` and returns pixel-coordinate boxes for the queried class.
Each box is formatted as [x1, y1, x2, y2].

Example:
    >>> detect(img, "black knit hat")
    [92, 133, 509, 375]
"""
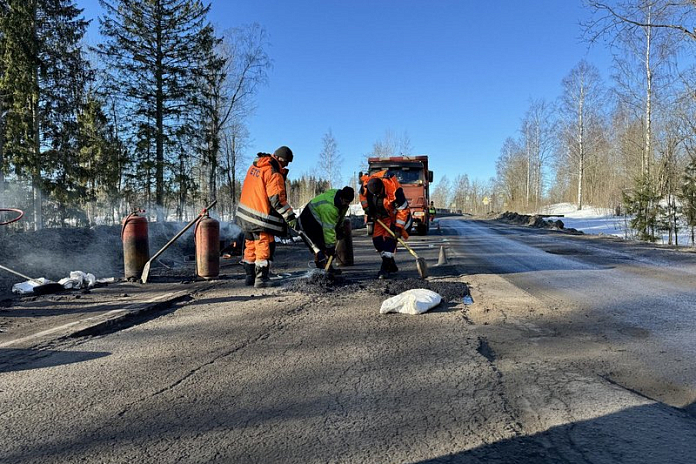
[339, 186, 354, 201]
[366, 178, 383, 195]
[273, 146, 293, 163]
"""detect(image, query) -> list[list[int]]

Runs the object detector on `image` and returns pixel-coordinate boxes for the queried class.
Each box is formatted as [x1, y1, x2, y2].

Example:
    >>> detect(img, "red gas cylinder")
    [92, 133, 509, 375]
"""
[122, 211, 149, 280]
[195, 213, 220, 279]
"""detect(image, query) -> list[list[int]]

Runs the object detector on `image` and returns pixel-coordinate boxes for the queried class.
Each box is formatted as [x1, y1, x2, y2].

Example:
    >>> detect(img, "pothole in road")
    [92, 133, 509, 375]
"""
[381, 279, 470, 303]
[283, 273, 470, 304]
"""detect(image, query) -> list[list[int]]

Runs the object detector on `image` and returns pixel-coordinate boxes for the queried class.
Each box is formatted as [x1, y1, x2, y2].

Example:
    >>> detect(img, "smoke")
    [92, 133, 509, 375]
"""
[0, 211, 248, 297]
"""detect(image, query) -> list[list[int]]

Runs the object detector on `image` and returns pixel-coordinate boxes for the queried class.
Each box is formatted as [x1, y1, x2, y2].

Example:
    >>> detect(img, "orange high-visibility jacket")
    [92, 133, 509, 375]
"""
[359, 170, 411, 231]
[236, 154, 295, 235]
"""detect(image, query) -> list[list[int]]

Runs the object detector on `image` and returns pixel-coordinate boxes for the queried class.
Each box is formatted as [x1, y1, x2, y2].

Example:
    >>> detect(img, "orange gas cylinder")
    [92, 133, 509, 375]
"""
[195, 214, 220, 279]
[122, 211, 149, 280]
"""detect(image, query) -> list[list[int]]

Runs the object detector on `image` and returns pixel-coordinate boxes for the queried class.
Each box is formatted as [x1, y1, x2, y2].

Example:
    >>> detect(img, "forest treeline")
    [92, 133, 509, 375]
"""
[0, 0, 356, 230]
[2, 1, 696, 246]
[0, 0, 283, 229]
[431, 1, 696, 245]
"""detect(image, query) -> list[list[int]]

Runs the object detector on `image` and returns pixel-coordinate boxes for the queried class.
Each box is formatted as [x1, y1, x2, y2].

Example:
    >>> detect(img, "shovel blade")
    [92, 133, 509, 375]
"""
[140, 261, 152, 284]
[416, 257, 428, 279]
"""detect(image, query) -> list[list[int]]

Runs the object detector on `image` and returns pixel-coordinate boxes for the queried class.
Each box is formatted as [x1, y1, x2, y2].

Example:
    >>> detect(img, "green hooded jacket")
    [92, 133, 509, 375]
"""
[307, 189, 348, 247]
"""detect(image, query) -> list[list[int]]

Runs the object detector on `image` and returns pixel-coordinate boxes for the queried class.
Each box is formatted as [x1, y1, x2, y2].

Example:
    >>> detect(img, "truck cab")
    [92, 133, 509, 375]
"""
[366, 155, 434, 235]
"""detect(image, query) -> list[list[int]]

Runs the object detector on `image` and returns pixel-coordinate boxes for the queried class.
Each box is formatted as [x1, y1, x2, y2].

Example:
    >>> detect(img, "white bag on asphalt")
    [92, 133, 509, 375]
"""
[380, 289, 442, 315]
[11, 278, 50, 295]
[58, 271, 96, 290]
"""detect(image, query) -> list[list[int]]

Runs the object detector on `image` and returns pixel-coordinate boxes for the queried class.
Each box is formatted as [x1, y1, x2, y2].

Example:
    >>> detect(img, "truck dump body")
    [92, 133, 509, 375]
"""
[367, 156, 433, 235]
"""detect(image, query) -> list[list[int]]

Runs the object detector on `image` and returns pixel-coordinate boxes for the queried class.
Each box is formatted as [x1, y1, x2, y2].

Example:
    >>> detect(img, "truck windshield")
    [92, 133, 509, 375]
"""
[391, 169, 422, 184]
[368, 164, 424, 184]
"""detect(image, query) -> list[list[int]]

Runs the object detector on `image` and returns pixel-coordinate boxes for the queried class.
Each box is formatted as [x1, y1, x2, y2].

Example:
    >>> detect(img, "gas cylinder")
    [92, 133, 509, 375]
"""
[195, 213, 220, 279]
[122, 211, 149, 280]
[336, 218, 354, 266]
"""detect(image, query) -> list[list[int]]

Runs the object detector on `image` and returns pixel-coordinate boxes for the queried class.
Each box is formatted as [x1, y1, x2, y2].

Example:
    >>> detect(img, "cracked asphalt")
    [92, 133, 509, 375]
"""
[1, 217, 696, 463]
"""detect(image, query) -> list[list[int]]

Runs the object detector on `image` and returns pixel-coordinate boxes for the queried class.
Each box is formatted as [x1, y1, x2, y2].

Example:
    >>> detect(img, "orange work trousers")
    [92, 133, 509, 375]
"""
[243, 231, 275, 266]
[372, 216, 397, 255]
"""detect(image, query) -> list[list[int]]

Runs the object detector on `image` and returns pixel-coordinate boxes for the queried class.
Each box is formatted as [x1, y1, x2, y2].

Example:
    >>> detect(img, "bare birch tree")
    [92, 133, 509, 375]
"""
[496, 137, 527, 211]
[585, 0, 688, 177]
[559, 60, 607, 210]
[521, 99, 557, 212]
[318, 129, 343, 188]
[365, 129, 413, 169]
[431, 176, 452, 211]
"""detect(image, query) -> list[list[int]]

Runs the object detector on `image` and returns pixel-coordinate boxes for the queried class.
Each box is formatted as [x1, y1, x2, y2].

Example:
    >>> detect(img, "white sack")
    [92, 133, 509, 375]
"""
[11, 278, 50, 295]
[380, 289, 442, 315]
[58, 271, 97, 290]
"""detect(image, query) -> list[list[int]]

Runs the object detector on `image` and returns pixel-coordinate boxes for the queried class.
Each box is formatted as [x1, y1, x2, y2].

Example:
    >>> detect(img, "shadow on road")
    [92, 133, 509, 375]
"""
[412, 400, 696, 464]
[0, 348, 110, 373]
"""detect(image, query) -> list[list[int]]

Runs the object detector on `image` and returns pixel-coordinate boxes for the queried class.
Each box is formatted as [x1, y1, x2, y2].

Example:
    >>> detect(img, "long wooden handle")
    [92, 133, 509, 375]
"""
[375, 219, 420, 259]
[0, 264, 32, 281]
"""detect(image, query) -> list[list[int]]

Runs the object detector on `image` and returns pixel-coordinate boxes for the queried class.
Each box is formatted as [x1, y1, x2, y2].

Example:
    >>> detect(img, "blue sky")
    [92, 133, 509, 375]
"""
[79, 0, 613, 189]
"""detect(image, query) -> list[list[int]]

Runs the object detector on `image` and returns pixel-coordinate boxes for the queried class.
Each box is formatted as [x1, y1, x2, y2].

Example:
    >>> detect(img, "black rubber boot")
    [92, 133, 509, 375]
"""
[377, 257, 390, 280]
[243, 263, 255, 286]
[386, 257, 398, 273]
[254, 264, 270, 288]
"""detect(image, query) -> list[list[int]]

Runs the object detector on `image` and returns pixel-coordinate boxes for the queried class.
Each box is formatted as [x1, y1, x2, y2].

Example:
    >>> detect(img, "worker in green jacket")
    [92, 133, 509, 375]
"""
[297, 186, 354, 272]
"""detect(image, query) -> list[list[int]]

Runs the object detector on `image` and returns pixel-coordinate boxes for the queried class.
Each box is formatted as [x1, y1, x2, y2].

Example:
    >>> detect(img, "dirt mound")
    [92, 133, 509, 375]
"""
[283, 270, 344, 293]
[496, 211, 581, 234]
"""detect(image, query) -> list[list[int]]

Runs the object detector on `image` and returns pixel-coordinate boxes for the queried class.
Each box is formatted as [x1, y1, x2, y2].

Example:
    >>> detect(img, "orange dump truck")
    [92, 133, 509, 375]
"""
[366, 155, 434, 235]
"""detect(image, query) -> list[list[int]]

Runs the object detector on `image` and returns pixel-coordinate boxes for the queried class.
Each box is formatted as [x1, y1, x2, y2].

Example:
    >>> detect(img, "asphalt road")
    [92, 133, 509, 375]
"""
[1, 216, 695, 463]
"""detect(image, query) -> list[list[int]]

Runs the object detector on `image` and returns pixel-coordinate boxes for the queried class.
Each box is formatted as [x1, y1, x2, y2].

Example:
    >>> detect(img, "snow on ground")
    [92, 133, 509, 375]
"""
[539, 203, 627, 238]
[538, 202, 694, 247]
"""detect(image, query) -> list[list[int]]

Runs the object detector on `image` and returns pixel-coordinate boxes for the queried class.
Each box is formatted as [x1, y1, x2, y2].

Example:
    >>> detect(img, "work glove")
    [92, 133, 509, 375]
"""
[286, 214, 297, 230]
[397, 227, 409, 240]
[335, 227, 345, 241]
[325, 246, 336, 257]
[315, 251, 328, 269]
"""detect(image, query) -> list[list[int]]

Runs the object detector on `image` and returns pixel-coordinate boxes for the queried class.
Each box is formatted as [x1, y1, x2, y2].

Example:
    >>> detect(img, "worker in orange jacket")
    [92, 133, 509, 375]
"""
[359, 170, 412, 279]
[236, 146, 296, 287]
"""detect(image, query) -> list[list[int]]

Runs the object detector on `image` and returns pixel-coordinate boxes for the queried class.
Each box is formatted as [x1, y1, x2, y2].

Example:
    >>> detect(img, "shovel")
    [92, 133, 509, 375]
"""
[375, 219, 428, 279]
[290, 224, 333, 275]
[141, 200, 217, 284]
[0, 264, 66, 295]
[292, 227, 321, 255]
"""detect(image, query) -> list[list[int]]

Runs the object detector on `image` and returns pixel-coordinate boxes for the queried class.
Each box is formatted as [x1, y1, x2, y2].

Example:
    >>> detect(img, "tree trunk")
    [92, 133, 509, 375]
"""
[577, 85, 585, 211]
[525, 126, 531, 211]
[643, 7, 652, 178]
[155, 4, 165, 221]
[0, 96, 5, 195]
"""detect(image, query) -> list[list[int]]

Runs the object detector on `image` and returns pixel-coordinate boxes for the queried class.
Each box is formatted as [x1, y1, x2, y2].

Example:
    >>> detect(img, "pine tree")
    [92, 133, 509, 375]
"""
[77, 93, 124, 224]
[679, 156, 696, 246]
[623, 174, 662, 242]
[191, 29, 224, 208]
[97, 0, 216, 218]
[0, 0, 91, 228]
